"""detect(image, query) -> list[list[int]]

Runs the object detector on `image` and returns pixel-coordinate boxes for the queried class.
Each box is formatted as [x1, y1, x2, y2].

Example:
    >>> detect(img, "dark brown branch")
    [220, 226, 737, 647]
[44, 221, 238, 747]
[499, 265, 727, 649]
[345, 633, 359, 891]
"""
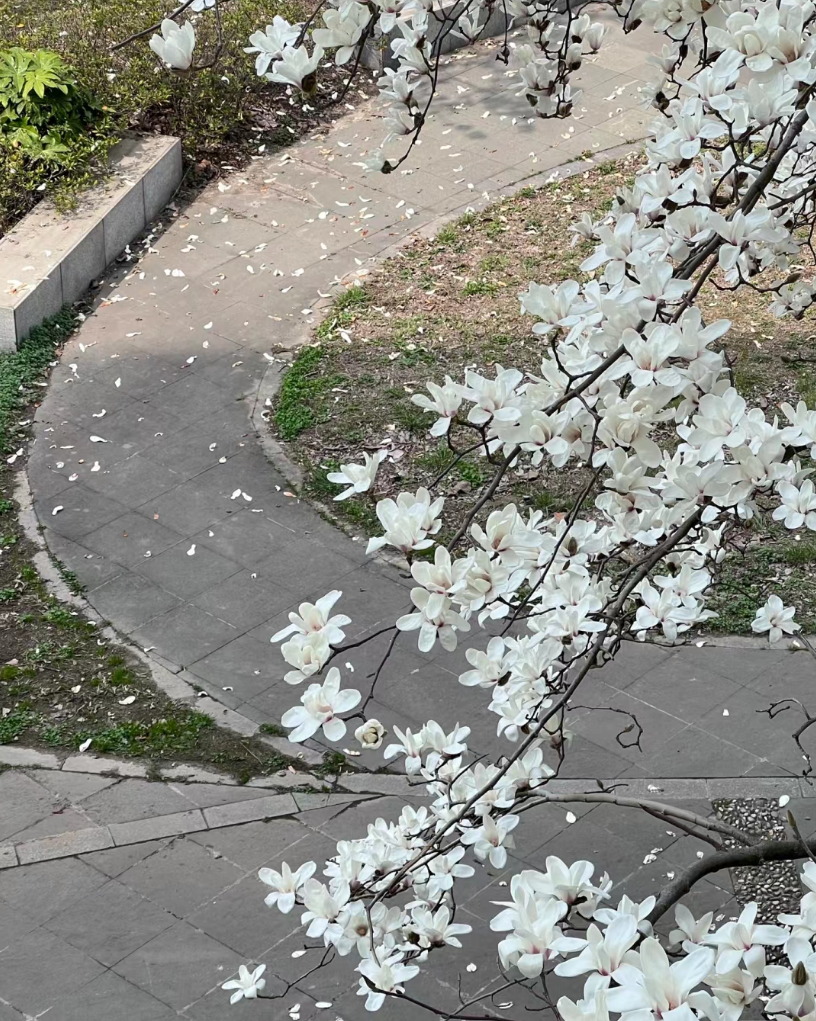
[648, 837, 816, 926]
[520, 789, 753, 845]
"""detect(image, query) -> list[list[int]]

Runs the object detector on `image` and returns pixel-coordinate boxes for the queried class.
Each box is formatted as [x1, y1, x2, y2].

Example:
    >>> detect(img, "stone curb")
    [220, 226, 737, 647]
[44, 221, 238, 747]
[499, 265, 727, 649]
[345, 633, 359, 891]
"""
[0, 742, 325, 783]
[1, 773, 810, 870]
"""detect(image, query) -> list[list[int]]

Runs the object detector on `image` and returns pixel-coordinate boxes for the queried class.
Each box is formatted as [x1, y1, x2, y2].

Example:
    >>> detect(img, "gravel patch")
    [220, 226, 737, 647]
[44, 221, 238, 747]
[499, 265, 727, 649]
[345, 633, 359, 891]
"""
[714, 797, 801, 923]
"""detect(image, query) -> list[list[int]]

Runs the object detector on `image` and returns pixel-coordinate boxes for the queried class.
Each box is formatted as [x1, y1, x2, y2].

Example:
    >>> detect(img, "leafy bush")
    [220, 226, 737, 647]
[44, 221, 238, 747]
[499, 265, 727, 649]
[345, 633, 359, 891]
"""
[0, 48, 93, 149]
[0, 0, 310, 232]
[0, 0, 310, 161]
[0, 46, 117, 231]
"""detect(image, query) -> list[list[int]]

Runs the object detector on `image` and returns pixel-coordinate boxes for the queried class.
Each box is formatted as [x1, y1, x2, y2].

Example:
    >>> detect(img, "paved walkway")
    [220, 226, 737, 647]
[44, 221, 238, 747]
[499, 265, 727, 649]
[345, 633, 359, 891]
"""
[5, 19, 816, 1021]
[2, 763, 806, 1021]
[24, 15, 660, 745]
[20, 18, 816, 780]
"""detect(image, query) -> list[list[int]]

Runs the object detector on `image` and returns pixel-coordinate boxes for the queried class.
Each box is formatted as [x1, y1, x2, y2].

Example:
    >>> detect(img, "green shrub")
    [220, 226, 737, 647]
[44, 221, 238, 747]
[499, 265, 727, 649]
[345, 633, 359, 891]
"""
[0, 48, 94, 147]
[0, 0, 309, 161]
[0, 46, 117, 231]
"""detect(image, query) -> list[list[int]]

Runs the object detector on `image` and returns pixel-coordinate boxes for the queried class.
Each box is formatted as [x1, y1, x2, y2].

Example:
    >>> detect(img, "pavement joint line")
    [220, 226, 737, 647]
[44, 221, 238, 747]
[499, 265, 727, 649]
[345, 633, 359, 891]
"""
[0, 773, 809, 870]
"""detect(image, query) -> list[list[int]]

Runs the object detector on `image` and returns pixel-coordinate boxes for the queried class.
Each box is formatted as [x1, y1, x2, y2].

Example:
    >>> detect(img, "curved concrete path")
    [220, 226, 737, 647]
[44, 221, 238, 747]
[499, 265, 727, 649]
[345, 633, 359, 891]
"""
[22, 21, 809, 783]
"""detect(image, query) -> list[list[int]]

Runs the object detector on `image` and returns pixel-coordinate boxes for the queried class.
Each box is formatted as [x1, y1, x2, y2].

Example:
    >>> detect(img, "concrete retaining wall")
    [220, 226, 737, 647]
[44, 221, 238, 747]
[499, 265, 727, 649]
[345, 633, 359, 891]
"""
[0, 134, 182, 351]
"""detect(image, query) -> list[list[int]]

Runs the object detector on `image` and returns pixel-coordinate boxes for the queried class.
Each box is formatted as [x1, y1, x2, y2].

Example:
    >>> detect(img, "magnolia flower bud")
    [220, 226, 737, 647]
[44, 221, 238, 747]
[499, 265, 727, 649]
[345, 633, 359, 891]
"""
[584, 22, 606, 50]
[355, 719, 386, 750]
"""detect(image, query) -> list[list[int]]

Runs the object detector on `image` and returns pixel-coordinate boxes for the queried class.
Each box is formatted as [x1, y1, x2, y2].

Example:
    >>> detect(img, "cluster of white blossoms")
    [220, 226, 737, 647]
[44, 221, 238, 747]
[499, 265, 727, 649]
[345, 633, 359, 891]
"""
[228, 845, 816, 1018]
[137, 0, 816, 1008]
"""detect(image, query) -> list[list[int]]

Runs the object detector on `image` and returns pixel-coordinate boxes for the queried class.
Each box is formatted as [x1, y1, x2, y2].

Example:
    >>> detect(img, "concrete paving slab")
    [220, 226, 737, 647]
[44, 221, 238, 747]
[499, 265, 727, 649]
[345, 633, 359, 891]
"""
[0, 770, 61, 843]
[117, 838, 244, 916]
[43, 877, 178, 966]
[113, 920, 243, 1011]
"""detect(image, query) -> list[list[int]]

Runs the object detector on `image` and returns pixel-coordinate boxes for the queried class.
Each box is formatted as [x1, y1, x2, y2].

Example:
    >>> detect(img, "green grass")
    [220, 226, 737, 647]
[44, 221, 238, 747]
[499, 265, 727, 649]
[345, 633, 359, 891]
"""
[274, 346, 346, 441]
[72, 711, 216, 757]
[315, 286, 370, 340]
[0, 307, 76, 454]
[435, 224, 459, 246]
[784, 543, 816, 566]
[464, 280, 499, 297]
[0, 708, 35, 744]
[479, 254, 510, 274]
[706, 534, 816, 633]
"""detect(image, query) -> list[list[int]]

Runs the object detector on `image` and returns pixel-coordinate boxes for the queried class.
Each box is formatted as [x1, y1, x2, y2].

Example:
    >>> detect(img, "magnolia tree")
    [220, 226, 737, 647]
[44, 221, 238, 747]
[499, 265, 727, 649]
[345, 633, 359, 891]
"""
[119, 0, 816, 1015]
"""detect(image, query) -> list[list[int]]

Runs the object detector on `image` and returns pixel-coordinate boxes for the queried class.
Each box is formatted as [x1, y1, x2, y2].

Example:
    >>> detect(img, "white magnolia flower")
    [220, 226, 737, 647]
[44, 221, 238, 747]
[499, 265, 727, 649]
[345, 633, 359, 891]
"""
[426, 846, 474, 897]
[408, 904, 472, 948]
[281, 667, 360, 742]
[764, 937, 816, 1016]
[530, 856, 602, 911]
[670, 904, 714, 950]
[555, 916, 639, 983]
[460, 812, 519, 868]
[396, 586, 471, 652]
[268, 43, 324, 90]
[280, 630, 331, 685]
[313, 3, 370, 64]
[327, 450, 386, 500]
[496, 896, 583, 978]
[773, 479, 816, 530]
[594, 893, 656, 935]
[258, 860, 316, 913]
[149, 19, 196, 69]
[367, 488, 444, 554]
[706, 901, 788, 973]
[222, 964, 266, 1005]
[383, 725, 426, 773]
[357, 952, 420, 1011]
[271, 590, 350, 645]
[558, 991, 610, 1021]
[245, 17, 301, 75]
[751, 595, 799, 644]
[456, 364, 523, 426]
[300, 878, 348, 942]
[411, 377, 463, 435]
[459, 636, 511, 688]
[607, 937, 714, 1020]
[354, 718, 386, 750]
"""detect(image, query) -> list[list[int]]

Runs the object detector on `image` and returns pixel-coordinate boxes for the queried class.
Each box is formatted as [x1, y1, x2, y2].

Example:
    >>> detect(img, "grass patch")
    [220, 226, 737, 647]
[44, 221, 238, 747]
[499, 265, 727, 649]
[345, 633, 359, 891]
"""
[0, 307, 76, 453]
[275, 346, 346, 441]
[464, 279, 499, 297]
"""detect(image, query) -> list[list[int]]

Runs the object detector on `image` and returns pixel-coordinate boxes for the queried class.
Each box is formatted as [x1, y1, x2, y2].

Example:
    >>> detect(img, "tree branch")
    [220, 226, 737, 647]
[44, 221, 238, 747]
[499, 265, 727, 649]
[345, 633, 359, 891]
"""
[648, 837, 816, 926]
